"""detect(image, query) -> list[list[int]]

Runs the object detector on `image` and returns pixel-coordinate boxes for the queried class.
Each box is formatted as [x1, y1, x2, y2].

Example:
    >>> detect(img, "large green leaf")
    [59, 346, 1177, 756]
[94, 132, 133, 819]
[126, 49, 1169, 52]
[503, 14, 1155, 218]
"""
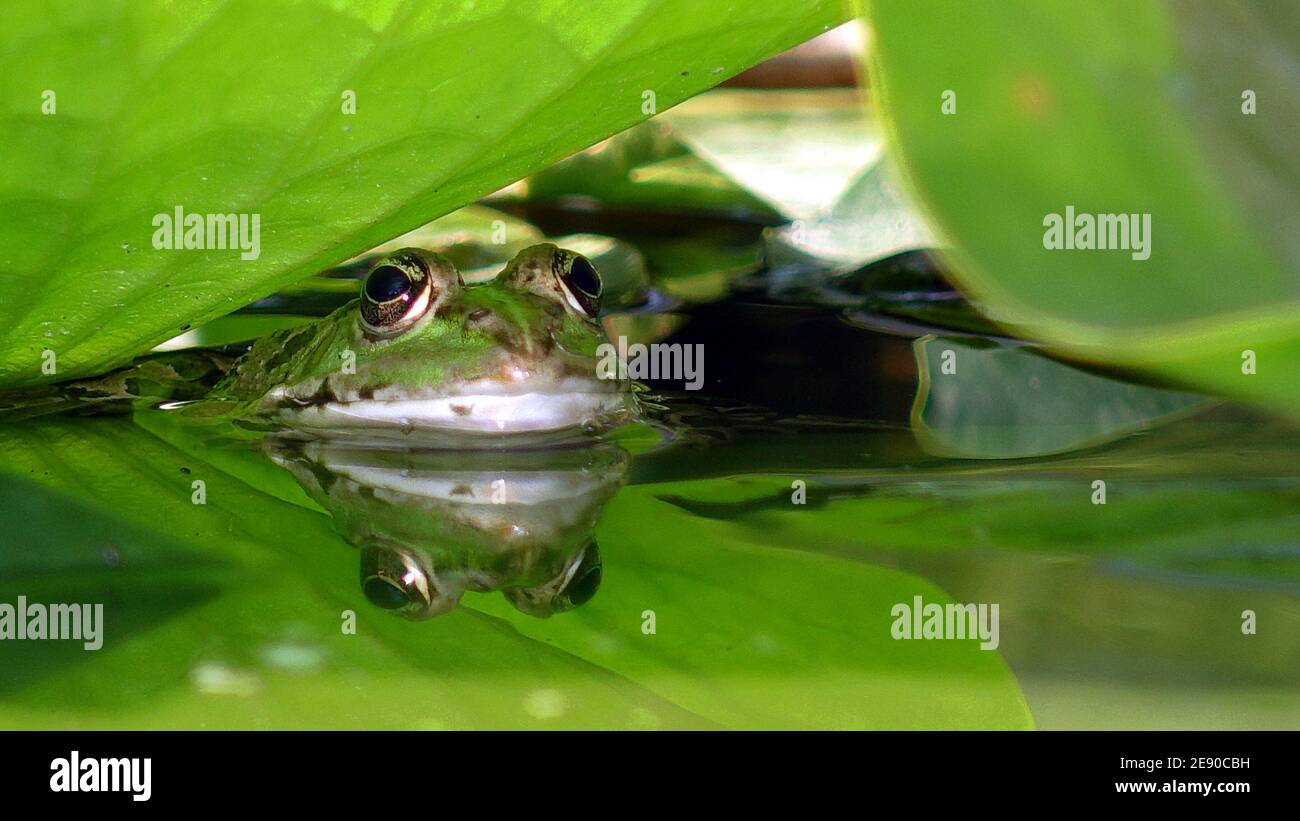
[865, 0, 1299, 415]
[0, 421, 716, 728]
[0, 416, 1031, 728]
[0, 0, 845, 388]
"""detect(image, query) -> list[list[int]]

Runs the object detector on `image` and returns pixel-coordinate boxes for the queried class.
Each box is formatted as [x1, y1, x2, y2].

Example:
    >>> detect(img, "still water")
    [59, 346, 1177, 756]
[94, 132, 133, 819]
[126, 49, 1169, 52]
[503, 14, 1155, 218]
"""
[2, 288, 1297, 730]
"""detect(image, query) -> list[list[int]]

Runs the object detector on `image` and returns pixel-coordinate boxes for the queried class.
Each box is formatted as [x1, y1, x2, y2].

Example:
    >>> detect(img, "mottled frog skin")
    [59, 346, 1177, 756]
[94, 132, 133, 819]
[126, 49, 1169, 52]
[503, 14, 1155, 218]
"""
[214, 243, 635, 436]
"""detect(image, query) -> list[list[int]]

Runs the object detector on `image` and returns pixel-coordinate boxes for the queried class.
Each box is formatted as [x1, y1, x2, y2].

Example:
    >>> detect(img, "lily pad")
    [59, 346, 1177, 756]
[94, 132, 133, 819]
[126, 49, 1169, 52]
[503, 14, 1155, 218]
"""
[474, 485, 1033, 729]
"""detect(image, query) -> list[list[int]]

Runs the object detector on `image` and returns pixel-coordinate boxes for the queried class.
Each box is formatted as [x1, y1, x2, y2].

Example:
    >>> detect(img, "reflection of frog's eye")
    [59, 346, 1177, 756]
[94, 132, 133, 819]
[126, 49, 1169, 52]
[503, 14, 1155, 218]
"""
[557, 253, 602, 318]
[362, 576, 412, 610]
[360, 253, 433, 333]
[359, 544, 460, 620]
[561, 541, 603, 608]
[503, 538, 603, 618]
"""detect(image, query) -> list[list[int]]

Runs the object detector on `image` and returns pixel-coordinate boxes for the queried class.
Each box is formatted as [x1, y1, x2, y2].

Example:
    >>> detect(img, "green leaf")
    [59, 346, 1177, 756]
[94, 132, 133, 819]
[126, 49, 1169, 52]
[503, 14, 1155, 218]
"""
[0, 416, 1032, 728]
[664, 88, 883, 220]
[911, 336, 1208, 459]
[764, 159, 935, 270]
[499, 119, 782, 222]
[646, 426, 1300, 728]
[0, 420, 718, 728]
[473, 486, 1033, 729]
[865, 0, 1300, 415]
[0, 0, 846, 388]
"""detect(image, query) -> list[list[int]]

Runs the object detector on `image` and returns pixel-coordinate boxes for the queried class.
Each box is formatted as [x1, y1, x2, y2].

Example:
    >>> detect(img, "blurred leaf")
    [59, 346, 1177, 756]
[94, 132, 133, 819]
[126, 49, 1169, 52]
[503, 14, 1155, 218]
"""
[635, 233, 764, 302]
[502, 121, 781, 222]
[665, 88, 883, 220]
[865, 0, 1300, 415]
[0, 0, 845, 387]
[912, 336, 1208, 459]
[765, 160, 936, 270]
[326, 205, 546, 282]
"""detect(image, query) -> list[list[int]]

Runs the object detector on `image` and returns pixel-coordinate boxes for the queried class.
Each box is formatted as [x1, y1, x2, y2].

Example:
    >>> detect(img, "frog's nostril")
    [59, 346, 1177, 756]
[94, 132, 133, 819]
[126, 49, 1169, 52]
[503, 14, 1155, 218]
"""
[362, 577, 410, 610]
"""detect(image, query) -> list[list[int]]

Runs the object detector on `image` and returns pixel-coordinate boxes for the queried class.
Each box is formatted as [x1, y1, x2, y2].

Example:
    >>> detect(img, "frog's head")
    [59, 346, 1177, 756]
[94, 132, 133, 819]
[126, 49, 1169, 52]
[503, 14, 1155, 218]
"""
[245, 243, 632, 436]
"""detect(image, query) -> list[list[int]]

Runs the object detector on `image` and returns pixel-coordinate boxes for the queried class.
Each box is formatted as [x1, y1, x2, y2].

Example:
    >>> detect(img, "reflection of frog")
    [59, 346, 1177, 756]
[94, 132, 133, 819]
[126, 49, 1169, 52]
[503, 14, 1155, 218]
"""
[265, 436, 627, 619]
[213, 243, 635, 437]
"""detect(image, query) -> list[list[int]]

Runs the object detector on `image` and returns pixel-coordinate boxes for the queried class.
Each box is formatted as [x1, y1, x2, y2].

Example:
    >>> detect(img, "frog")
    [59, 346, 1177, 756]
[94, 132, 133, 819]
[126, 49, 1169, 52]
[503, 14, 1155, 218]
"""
[210, 243, 637, 437]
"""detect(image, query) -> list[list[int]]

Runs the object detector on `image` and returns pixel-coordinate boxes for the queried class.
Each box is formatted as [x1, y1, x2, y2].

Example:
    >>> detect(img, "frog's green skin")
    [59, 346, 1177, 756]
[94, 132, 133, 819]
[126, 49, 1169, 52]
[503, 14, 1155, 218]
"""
[266, 436, 625, 619]
[213, 243, 635, 436]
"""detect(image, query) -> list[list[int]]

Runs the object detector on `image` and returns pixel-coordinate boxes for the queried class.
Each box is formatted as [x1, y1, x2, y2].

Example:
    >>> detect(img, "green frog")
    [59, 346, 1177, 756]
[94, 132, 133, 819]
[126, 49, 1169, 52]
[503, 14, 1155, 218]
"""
[210, 243, 636, 437]
[0, 240, 643, 441]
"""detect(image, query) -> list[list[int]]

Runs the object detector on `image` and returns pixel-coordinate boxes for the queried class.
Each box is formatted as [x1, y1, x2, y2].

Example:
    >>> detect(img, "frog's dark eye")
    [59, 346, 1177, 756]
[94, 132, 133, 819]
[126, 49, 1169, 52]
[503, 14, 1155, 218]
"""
[359, 545, 460, 620]
[362, 576, 412, 611]
[360, 253, 433, 333]
[364, 264, 412, 303]
[561, 542, 603, 608]
[502, 539, 602, 617]
[556, 253, 602, 318]
[556, 537, 600, 610]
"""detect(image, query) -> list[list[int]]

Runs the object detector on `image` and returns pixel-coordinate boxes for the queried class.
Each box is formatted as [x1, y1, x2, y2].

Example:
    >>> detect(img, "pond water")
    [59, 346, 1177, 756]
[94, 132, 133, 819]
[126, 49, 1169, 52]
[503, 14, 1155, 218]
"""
[1, 206, 1297, 730]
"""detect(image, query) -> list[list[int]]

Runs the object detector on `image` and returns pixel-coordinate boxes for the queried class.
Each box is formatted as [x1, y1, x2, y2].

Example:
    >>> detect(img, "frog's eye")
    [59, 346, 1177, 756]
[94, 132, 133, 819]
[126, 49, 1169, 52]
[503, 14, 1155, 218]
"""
[360, 252, 435, 333]
[556, 253, 602, 318]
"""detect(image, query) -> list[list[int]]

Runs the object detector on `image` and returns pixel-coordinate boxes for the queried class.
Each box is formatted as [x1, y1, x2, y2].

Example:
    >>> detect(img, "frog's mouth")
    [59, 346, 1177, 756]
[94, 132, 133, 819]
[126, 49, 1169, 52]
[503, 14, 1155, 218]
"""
[266, 377, 634, 435]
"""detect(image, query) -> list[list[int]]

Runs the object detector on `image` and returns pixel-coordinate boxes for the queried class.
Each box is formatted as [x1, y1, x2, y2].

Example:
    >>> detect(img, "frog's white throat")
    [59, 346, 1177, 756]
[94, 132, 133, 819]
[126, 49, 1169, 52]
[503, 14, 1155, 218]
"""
[267, 378, 631, 434]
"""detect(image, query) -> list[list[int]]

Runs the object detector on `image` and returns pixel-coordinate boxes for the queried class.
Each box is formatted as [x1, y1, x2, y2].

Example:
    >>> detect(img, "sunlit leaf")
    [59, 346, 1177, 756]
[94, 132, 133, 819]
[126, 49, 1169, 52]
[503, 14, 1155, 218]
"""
[0, 0, 846, 387]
